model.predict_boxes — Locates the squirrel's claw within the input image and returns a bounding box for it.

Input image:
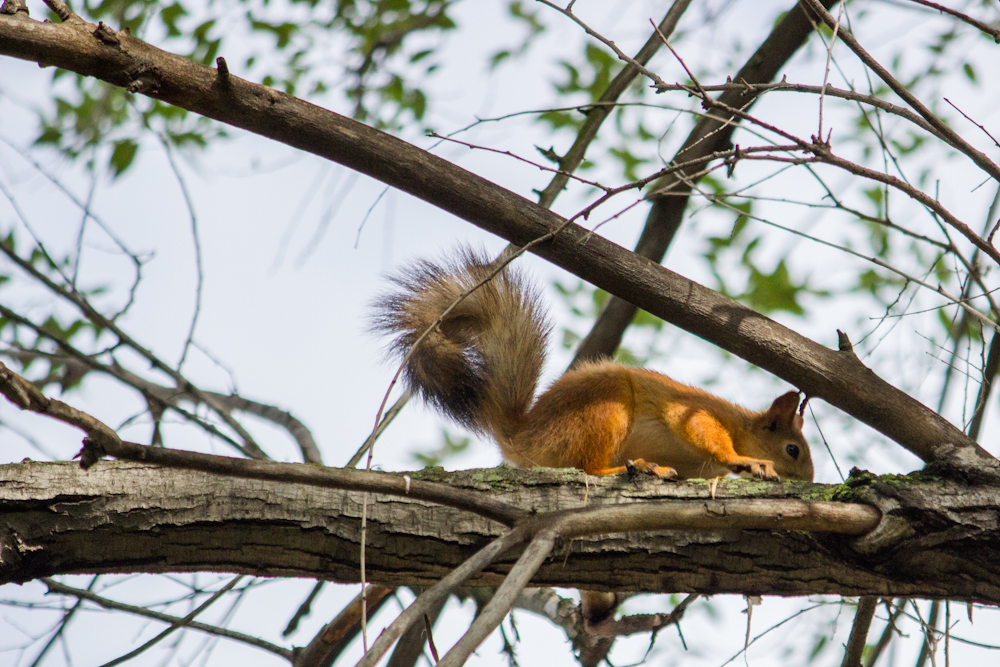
[626,458,678,479]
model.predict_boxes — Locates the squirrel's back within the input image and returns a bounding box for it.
[372,248,550,442]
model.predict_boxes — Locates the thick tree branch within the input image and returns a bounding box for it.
[3,460,1000,603]
[0,11,990,468]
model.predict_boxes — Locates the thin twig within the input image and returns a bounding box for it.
[536,0,693,209]
[0,240,268,458]
[41,578,292,660]
[654,80,940,137]
[156,134,204,370]
[536,1,668,89]
[802,0,1000,185]
[904,0,1000,42]
[944,97,1000,150]
[98,576,244,667]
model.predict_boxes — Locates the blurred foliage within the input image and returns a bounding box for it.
[412,428,470,467]
[32,0,460,175]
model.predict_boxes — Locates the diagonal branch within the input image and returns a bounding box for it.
[535,0,692,209]
[436,530,556,667]
[905,0,1000,42]
[571,0,840,365]
[0,10,990,467]
[841,596,878,667]
[357,528,531,667]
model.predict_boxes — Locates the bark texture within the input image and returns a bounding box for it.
[2,461,1000,602]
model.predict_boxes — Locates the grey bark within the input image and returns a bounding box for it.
[2,461,1000,603]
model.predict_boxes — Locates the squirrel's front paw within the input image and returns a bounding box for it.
[626,458,678,479]
[731,459,780,481]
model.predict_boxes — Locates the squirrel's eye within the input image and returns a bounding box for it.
[785,444,800,460]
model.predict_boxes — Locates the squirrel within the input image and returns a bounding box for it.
[372,248,814,621]
[373,248,814,483]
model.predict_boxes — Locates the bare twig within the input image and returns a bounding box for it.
[0,240,268,459]
[536,1,668,89]
[0,311,255,458]
[29,576,99,667]
[41,578,292,660]
[536,0,693,208]
[905,0,1000,42]
[801,0,1000,185]
[346,388,413,468]
[945,97,1000,150]
[654,80,939,136]
[865,600,906,667]
[99,576,244,667]
[283,581,325,636]
[155,133,204,370]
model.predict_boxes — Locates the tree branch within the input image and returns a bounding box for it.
[571,0,840,365]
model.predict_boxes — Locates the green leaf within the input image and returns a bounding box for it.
[159,2,187,37]
[412,429,471,467]
[109,139,138,178]
[490,50,512,69]
[742,260,808,315]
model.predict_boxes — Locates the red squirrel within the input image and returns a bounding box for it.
[373,248,814,483]
[373,249,814,622]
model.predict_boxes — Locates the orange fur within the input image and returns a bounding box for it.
[375,251,814,482]
[374,250,815,621]
[502,360,812,482]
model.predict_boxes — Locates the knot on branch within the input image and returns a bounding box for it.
[126,66,159,95]
[93,21,120,46]
[0,0,29,17]
[76,436,108,469]
[836,467,1000,603]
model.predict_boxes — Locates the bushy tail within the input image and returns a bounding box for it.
[372,248,550,441]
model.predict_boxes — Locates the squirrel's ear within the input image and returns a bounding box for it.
[766,391,801,428]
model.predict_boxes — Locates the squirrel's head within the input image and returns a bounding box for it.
[758,391,814,482]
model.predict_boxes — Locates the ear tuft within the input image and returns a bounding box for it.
[766,391,801,427]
